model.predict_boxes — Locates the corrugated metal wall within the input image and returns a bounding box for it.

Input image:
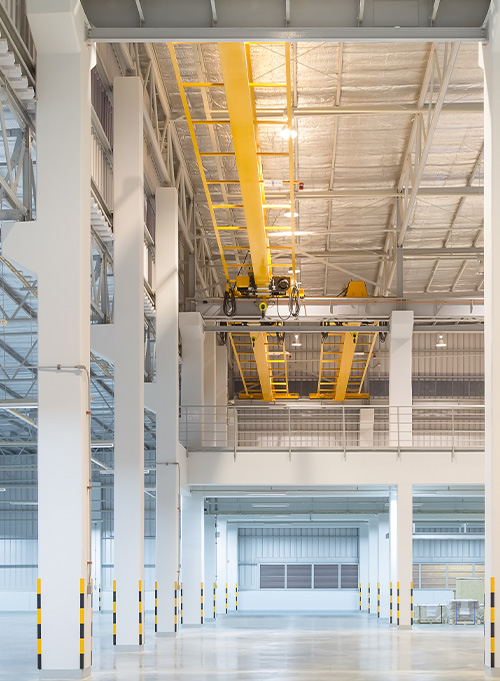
[238,527,359,590]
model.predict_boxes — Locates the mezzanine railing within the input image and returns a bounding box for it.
[179,404,484,454]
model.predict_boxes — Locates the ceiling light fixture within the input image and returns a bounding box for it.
[291,334,302,347]
[288,268,300,275]
[251,503,290,508]
[436,334,447,348]
[284,210,299,218]
[279,126,297,140]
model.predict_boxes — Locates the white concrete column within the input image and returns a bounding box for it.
[216,518,228,614]
[113,76,145,649]
[389,311,414,447]
[396,482,413,628]
[358,522,369,610]
[368,517,379,615]
[483,7,500,672]
[203,333,216,445]
[378,514,390,618]
[92,523,102,613]
[204,515,217,620]
[150,187,181,636]
[359,408,374,449]
[389,490,398,624]
[179,312,204,448]
[227,524,238,611]
[216,344,229,446]
[3,1,92,675]
[181,493,205,625]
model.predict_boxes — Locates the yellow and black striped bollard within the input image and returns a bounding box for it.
[180,582,183,625]
[225,583,228,614]
[201,582,204,624]
[174,581,178,632]
[235,583,238,611]
[368,582,371,613]
[213,582,216,619]
[138,581,143,645]
[377,582,380,618]
[411,581,414,625]
[79,578,85,670]
[155,581,158,633]
[491,577,496,669]
[397,582,400,625]
[113,580,117,645]
[359,583,361,611]
[36,578,42,670]
[390,582,393,624]
[99,583,101,612]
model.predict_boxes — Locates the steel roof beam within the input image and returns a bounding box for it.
[82,0,490,41]
[206,324,484,333]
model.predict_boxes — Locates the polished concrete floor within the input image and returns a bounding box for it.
[0,610,487,680]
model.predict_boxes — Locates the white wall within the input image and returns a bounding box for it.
[238,590,358,611]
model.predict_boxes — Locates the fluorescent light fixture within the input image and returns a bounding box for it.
[284,210,299,218]
[279,126,297,140]
[0,488,5,492]
[90,442,114,449]
[436,334,447,348]
[251,503,290,508]
[288,268,300,275]
[99,470,114,475]
[10,501,37,506]
[291,334,302,347]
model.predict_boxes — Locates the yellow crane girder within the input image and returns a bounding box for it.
[218,43,270,291]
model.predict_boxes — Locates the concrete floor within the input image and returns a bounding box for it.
[0,611,488,680]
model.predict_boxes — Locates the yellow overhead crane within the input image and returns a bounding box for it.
[169,42,299,401]
[310,282,378,401]
[229,326,297,401]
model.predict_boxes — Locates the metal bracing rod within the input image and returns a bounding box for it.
[324,42,343,295]
[397,43,460,248]
[450,260,468,292]
[296,247,379,287]
[431,0,441,23]
[375,43,460,296]
[425,260,440,293]
[443,145,484,249]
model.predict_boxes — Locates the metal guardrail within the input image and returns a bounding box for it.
[179,405,485,454]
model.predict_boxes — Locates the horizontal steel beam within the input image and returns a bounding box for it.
[302,247,483,260]
[86,1,489,42]
[198,296,484,322]
[278,186,484,200]
[206,324,484,333]
[88,27,486,42]
[205,103,484,117]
